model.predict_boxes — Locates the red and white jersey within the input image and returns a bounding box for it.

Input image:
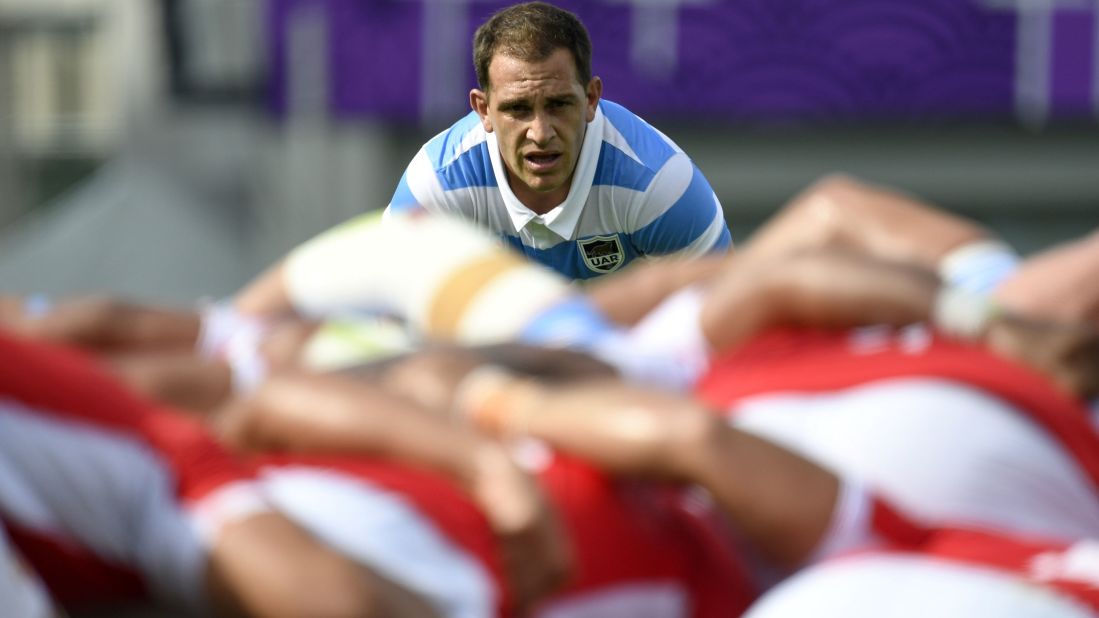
[695,325,1099,541]
[0,331,264,612]
[749,525,1099,618]
[257,451,755,618]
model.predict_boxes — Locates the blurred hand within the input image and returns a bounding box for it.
[380,347,485,414]
[469,445,572,614]
[214,395,268,452]
[983,311,1099,401]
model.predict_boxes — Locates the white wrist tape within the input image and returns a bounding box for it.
[938,240,1020,294]
[197,302,271,392]
[933,285,999,340]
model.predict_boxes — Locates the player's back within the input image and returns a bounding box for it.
[698,326,1099,541]
[257,451,754,618]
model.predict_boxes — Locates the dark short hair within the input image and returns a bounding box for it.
[472,2,593,92]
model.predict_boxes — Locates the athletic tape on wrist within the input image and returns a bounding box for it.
[933,285,999,340]
[197,301,271,392]
[938,240,1020,294]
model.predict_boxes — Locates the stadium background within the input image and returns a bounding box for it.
[0,0,1096,303]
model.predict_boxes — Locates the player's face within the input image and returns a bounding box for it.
[470,48,602,214]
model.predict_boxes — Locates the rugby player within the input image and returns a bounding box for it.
[387,1,731,279]
[430,230,1099,545]
[0,330,437,617]
[452,367,1099,617]
[218,371,754,617]
[231,1,729,308]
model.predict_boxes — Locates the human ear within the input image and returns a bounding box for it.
[470,89,493,133]
[585,77,603,122]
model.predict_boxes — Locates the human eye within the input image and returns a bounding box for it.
[545,97,577,113]
[499,101,532,117]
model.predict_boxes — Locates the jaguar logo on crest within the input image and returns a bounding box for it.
[578,235,625,274]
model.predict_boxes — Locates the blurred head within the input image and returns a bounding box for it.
[470,3,602,213]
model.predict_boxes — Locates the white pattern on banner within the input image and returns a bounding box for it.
[604,0,716,80]
[979,0,1098,127]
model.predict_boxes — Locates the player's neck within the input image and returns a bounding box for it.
[511,177,572,215]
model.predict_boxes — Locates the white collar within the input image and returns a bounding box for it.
[487,104,604,239]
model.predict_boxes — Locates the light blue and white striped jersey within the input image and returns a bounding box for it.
[386,99,731,280]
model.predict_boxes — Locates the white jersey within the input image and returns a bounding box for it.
[734,377,1099,540]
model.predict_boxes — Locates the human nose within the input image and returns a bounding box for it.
[527,111,555,146]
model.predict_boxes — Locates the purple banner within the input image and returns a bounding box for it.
[268,0,1099,125]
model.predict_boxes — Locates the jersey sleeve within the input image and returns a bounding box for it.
[627,156,732,258]
[385,164,429,216]
[385,144,452,217]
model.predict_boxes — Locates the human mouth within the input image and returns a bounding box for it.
[524,152,562,171]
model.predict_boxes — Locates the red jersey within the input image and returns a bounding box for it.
[257,451,755,618]
[0,331,260,611]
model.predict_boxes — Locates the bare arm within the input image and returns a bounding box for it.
[696,243,1099,399]
[220,372,492,482]
[700,248,940,352]
[375,343,616,412]
[460,372,838,570]
[218,372,571,608]
[233,262,296,318]
[745,174,994,268]
[106,351,233,414]
[585,255,728,326]
[1,296,201,353]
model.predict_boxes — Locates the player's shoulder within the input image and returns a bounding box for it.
[597,99,685,173]
[0,331,148,431]
[420,111,490,171]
